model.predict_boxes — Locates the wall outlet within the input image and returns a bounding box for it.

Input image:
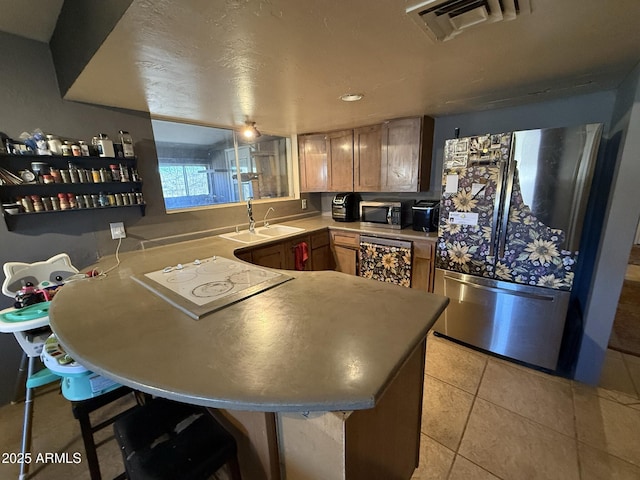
[301,199,308,210]
[110,222,126,239]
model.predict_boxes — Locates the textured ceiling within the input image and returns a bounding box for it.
[3,1,640,136]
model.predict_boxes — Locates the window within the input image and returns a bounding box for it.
[152,119,293,212]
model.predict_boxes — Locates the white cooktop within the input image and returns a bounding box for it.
[132,256,292,320]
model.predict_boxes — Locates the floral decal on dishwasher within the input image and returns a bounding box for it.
[359,242,412,288]
[437,134,576,291]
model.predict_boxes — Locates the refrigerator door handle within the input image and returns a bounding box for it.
[498,159,517,258]
[443,270,556,302]
[489,160,506,257]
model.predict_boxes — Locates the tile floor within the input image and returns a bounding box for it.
[2,332,640,479]
[412,333,640,480]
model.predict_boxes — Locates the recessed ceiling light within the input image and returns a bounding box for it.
[340,93,364,102]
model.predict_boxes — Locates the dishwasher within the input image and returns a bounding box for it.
[359,236,413,288]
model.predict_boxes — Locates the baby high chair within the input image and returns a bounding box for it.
[0,254,143,480]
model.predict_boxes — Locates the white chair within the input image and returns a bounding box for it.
[1,253,78,480]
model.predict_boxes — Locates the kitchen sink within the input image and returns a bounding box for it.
[218,231,270,244]
[219,225,305,244]
[256,225,305,237]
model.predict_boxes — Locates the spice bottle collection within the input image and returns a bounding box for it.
[1,130,144,215]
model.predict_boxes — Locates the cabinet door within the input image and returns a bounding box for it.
[354,124,382,192]
[310,230,334,271]
[327,130,354,192]
[333,245,358,276]
[381,116,434,192]
[284,235,313,271]
[298,134,327,192]
[411,239,435,293]
[251,243,287,269]
[235,250,252,263]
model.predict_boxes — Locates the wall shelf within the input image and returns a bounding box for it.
[0,153,144,231]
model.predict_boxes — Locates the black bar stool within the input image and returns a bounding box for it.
[71,386,150,480]
[113,397,241,480]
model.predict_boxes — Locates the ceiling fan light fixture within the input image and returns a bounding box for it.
[241,121,261,139]
[340,93,364,102]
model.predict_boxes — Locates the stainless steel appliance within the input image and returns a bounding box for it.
[412,200,439,232]
[360,199,414,230]
[434,124,603,370]
[332,193,360,222]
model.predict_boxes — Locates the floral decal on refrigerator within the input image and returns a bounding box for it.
[436,133,577,291]
[496,168,577,290]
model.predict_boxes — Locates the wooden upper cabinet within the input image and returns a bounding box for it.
[354,124,382,192]
[298,134,328,192]
[381,116,434,192]
[326,129,354,192]
[299,115,434,193]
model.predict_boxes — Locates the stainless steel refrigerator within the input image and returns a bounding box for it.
[434,124,602,370]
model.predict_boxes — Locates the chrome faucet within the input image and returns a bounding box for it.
[263,207,275,228]
[247,198,255,233]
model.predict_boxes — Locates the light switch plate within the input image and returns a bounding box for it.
[110,222,126,239]
[301,199,308,210]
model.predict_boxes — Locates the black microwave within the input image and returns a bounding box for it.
[359,200,414,230]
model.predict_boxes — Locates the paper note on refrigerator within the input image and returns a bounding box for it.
[448,212,479,226]
[445,174,459,193]
[471,183,486,197]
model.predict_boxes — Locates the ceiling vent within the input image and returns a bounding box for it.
[406,0,531,42]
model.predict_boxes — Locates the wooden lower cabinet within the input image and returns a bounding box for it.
[239,231,333,272]
[310,230,334,271]
[284,235,313,271]
[411,239,435,293]
[236,228,434,292]
[251,243,288,269]
[330,230,360,276]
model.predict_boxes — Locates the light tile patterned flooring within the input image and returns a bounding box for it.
[412,333,640,480]
[2,332,640,479]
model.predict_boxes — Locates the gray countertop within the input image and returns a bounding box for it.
[49,216,447,412]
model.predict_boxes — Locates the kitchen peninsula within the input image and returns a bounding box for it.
[48,218,448,480]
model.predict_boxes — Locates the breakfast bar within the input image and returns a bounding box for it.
[48,223,448,479]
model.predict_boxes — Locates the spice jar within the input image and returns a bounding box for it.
[79,140,90,156]
[42,196,53,211]
[119,130,135,158]
[119,164,130,182]
[67,193,77,209]
[31,195,44,212]
[58,193,70,210]
[46,135,62,155]
[91,169,101,183]
[50,168,61,183]
[71,143,81,157]
[98,192,109,207]
[50,196,60,211]
[21,196,34,213]
[109,164,120,182]
[61,142,72,156]
[60,170,71,184]
[96,134,115,158]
